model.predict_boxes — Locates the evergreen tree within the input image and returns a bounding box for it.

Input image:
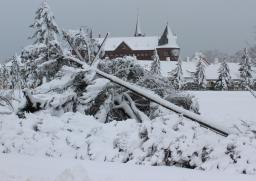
[191,52,208,65]
[21,1,63,87]
[0,65,9,89]
[23,61,42,89]
[194,57,207,89]
[216,60,231,90]
[169,58,183,90]
[30,0,60,46]
[0,66,4,89]
[150,49,161,75]
[239,48,253,88]
[9,55,23,91]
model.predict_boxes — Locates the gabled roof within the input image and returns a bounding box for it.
[97,36,179,51]
[158,23,178,48]
[115,41,133,51]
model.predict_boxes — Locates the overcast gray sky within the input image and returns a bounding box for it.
[0,0,256,61]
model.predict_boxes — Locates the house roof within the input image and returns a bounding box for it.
[97,35,179,52]
[158,23,177,47]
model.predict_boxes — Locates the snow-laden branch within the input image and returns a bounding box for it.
[64,55,229,136]
[96,69,229,136]
[0,96,14,115]
[64,33,229,137]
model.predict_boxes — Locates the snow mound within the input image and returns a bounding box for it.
[1,111,256,174]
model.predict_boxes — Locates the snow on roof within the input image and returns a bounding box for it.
[97,36,179,51]
[137,60,252,80]
[97,36,158,51]
[157,23,179,49]
[157,41,179,49]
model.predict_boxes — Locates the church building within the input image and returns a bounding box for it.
[97,15,180,61]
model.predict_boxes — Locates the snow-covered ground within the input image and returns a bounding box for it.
[0,154,255,181]
[190,91,256,131]
[1,91,256,180]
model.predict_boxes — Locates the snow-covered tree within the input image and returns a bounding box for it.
[0,65,9,89]
[169,58,183,90]
[203,49,228,64]
[9,55,23,90]
[239,48,253,88]
[30,1,59,46]
[191,52,208,65]
[230,46,256,64]
[150,49,161,75]
[22,60,43,89]
[21,1,63,87]
[193,57,207,89]
[215,60,231,90]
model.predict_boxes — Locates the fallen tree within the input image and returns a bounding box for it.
[63,31,229,137]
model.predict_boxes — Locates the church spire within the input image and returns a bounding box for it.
[134,13,143,37]
[158,22,176,46]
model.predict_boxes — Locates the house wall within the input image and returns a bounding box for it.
[104,48,180,61]
[157,48,180,61]
[105,50,153,60]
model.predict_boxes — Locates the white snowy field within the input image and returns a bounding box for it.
[0,154,255,181]
[1,91,256,180]
[190,91,256,130]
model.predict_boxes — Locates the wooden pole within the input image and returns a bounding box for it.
[91,32,109,66]
[63,32,229,137]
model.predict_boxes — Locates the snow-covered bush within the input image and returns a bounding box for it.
[165,94,199,114]
[90,57,148,122]
[1,111,256,174]
[98,56,144,82]
[183,82,203,91]
[137,73,174,97]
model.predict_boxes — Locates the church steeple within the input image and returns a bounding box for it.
[158,22,176,46]
[134,13,143,37]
